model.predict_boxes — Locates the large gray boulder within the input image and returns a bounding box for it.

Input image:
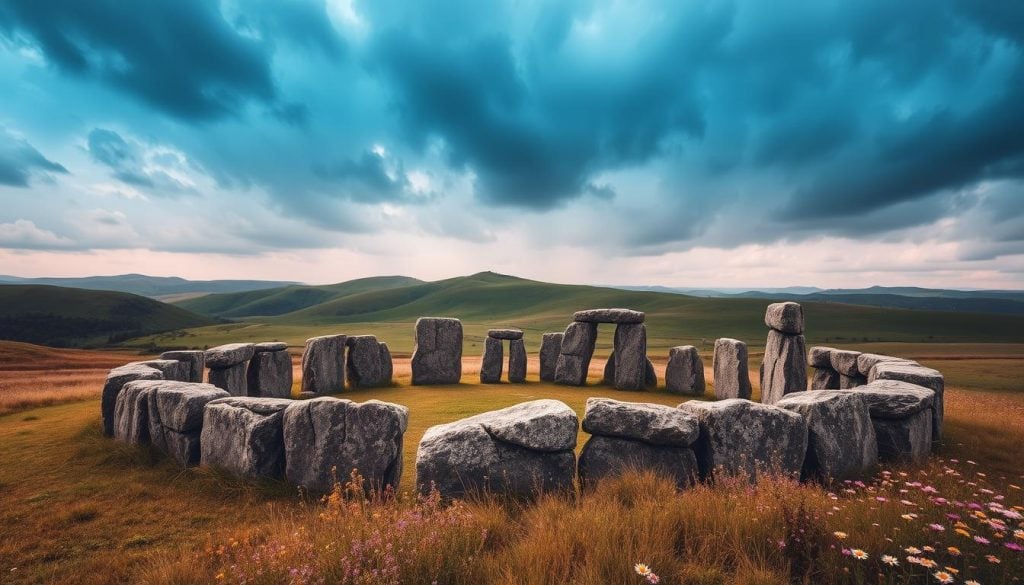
[573,308,645,324]
[829,350,861,377]
[246,348,292,398]
[159,350,206,383]
[776,391,878,481]
[712,338,751,400]
[201,397,292,479]
[101,363,163,437]
[666,345,705,395]
[378,342,394,385]
[764,302,804,334]
[679,399,808,482]
[204,343,255,368]
[411,318,463,385]
[480,336,503,383]
[113,380,156,445]
[602,352,656,389]
[845,380,935,462]
[582,397,699,447]
[346,335,389,388]
[488,328,523,340]
[760,330,808,404]
[301,334,347,394]
[808,346,835,368]
[811,367,840,390]
[612,323,647,391]
[539,332,563,382]
[554,321,597,386]
[854,379,935,419]
[857,353,914,376]
[416,399,577,498]
[578,436,699,490]
[869,362,944,441]
[146,381,228,466]
[283,397,409,494]
[508,339,527,383]
[136,359,190,383]
[208,363,248,396]
[839,374,867,389]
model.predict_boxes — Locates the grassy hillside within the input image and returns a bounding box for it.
[0,285,216,347]
[0,274,296,298]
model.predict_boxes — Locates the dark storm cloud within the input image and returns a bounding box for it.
[86,128,194,193]
[0,128,67,187]
[312,150,413,204]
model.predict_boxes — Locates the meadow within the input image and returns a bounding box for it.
[1,338,1022,584]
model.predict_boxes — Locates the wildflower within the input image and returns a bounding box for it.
[881,555,899,566]
[850,549,869,560]
[933,571,954,584]
[906,546,922,554]
[918,558,938,569]
[907,556,922,565]
[928,524,946,532]
[1014,529,1024,540]
[947,546,961,556]
[902,513,918,521]
[965,581,981,585]
[833,531,848,540]
[634,564,652,577]
[923,545,936,553]
[984,554,1000,564]
[955,528,971,537]
[1005,542,1023,552]
[646,575,660,585]
[974,536,991,545]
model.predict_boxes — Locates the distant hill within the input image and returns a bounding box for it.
[0,274,297,299]
[0,285,217,347]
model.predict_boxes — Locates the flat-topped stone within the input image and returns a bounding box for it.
[205,343,255,368]
[159,350,206,383]
[829,349,861,376]
[145,381,229,466]
[808,346,835,368]
[134,359,191,382]
[488,328,524,340]
[764,302,804,334]
[253,341,289,352]
[470,399,578,452]
[868,362,944,441]
[857,353,914,376]
[573,308,645,324]
[849,380,934,418]
[201,397,293,479]
[776,391,878,481]
[582,397,699,447]
[101,363,163,436]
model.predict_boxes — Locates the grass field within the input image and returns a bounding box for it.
[1,339,1023,583]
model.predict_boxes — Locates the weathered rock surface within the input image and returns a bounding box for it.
[838,374,867,389]
[159,350,206,383]
[146,381,228,466]
[208,362,248,396]
[679,399,808,482]
[829,349,862,377]
[665,345,705,395]
[283,397,409,493]
[508,339,527,383]
[302,334,347,394]
[764,302,804,334]
[101,363,163,436]
[612,323,647,391]
[346,335,389,388]
[411,318,463,385]
[808,346,835,368]
[539,332,563,382]
[573,308,645,324]
[578,436,699,490]
[201,397,292,479]
[760,330,808,404]
[246,349,292,398]
[712,338,751,400]
[416,399,577,498]
[645,358,657,389]
[869,362,944,441]
[480,336,503,383]
[776,391,878,481]
[488,328,523,340]
[554,321,597,386]
[873,410,932,463]
[253,342,289,352]
[113,380,156,444]
[582,397,699,447]
[853,380,935,419]
[205,343,255,368]
[811,367,840,390]
[857,353,914,376]
[378,342,393,385]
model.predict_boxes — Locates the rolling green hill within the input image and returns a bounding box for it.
[0,285,217,347]
[0,274,296,298]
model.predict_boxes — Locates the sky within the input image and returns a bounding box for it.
[0,0,1023,289]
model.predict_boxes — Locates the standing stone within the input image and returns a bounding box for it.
[846,380,935,462]
[666,345,705,395]
[539,333,563,382]
[776,391,878,481]
[760,330,808,404]
[645,358,657,389]
[301,334,347,394]
[508,338,527,383]
[764,302,804,334]
[811,367,840,390]
[283,397,409,494]
[201,397,292,479]
[378,342,394,385]
[101,363,162,436]
[712,338,751,400]
[868,362,944,442]
[206,343,256,396]
[411,317,463,385]
[808,347,835,368]
[208,364,248,396]
[146,381,229,466]
[554,321,597,386]
[159,350,206,383]
[246,345,292,398]
[829,350,861,377]
[612,323,647,391]
[135,359,191,382]
[346,335,388,388]
[480,336,504,383]
[113,380,156,445]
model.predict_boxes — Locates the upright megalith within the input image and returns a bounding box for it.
[760,303,807,404]
[416,399,578,499]
[246,342,292,398]
[712,338,751,400]
[205,343,256,396]
[578,397,700,489]
[480,337,504,383]
[776,391,878,481]
[555,308,649,390]
[603,351,656,389]
[612,323,648,390]
[302,334,347,394]
[508,339,527,383]
[159,350,206,383]
[679,399,808,483]
[411,318,463,385]
[346,335,391,388]
[666,345,705,395]
[480,328,526,383]
[201,397,292,479]
[146,381,229,466]
[113,380,157,445]
[101,363,163,436]
[283,397,409,494]
[844,380,935,462]
[539,333,563,382]
[379,342,394,385]
[554,321,597,386]
[868,362,944,442]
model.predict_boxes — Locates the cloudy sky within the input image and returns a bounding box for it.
[1,0,1023,288]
